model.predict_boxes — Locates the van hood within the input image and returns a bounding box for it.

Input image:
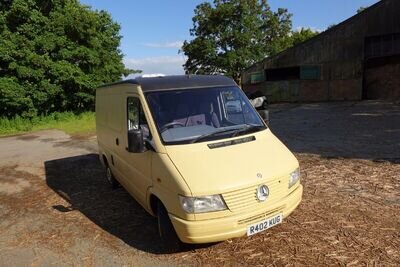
[165,129,298,196]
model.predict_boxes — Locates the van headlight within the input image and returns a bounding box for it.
[289,168,300,188]
[179,195,227,213]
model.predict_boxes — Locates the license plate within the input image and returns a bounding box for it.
[247,213,283,236]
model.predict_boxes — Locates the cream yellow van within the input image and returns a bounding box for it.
[96,75,302,247]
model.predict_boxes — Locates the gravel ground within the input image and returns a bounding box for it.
[0,101,399,266]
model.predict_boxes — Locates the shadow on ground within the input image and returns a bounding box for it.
[270,101,400,163]
[44,154,210,254]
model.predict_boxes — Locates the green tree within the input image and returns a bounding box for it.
[181,0,292,84]
[287,27,319,47]
[0,0,139,118]
[357,6,367,13]
[327,24,336,30]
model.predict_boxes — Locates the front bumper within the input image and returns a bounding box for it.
[170,184,303,244]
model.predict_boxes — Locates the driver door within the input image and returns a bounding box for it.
[119,95,152,207]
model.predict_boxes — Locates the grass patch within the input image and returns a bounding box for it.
[0,112,96,136]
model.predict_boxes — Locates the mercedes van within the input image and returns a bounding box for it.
[96,75,302,246]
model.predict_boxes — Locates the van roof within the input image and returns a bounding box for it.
[97,75,237,92]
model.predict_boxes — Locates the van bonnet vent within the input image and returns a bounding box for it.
[207,136,256,149]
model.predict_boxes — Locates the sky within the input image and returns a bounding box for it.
[80,0,378,76]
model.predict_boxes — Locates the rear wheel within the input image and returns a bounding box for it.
[105,166,119,189]
[157,202,182,250]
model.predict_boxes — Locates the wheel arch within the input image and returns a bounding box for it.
[146,188,169,217]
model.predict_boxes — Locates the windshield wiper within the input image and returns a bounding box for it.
[231,124,265,137]
[191,125,264,144]
[190,127,243,143]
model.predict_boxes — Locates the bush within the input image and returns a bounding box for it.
[0,111,96,136]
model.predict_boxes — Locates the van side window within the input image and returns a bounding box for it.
[127,97,151,140]
[127,97,139,130]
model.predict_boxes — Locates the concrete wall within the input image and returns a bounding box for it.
[243,0,400,102]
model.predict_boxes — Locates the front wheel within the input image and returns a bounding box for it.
[157,202,182,250]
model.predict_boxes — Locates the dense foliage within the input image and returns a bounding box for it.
[181,0,318,83]
[0,0,136,118]
[288,27,319,47]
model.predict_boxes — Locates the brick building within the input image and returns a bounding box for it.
[242,0,400,102]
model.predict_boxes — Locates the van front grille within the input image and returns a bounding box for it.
[222,178,288,213]
[238,206,284,225]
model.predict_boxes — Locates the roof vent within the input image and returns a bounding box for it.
[139,74,166,78]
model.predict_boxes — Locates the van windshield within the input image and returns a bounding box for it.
[145,86,266,144]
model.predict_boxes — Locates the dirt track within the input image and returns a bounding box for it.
[0,101,399,266]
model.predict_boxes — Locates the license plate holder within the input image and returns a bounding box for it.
[247,213,283,236]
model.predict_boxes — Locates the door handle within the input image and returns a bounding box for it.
[116,138,119,146]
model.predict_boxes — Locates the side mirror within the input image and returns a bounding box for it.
[127,129,146,153]
[258,110,270,126]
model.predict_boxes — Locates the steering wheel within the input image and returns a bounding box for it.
[160,121,185,132]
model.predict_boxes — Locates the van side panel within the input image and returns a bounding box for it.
[97,84,162,211]
[96,87,124,182]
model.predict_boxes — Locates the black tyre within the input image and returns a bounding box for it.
[157,202,182,250]
[105,166,119,189]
